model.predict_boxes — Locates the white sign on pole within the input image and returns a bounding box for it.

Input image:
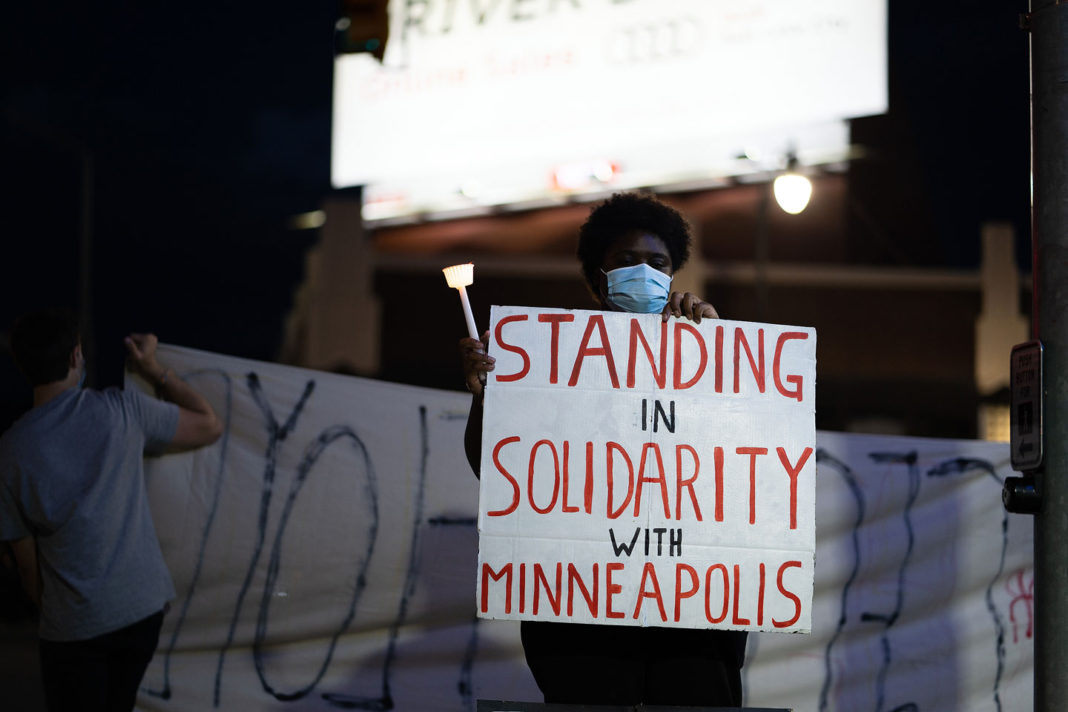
[476,306,817,633]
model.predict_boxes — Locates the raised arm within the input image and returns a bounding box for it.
[124,333,223,450]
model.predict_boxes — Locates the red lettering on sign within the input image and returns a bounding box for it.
[773,331,808,401]
[533,562,562,616]
[568,315,620,388]
[673,322,707,389]
[757,562,766,627]
[731,564,751,625]
[481,562,513,613]
[773,560,803,628]
[606,441,634,519]
[777,446,812,529]
[674,563,700,622]
[537,313,575,384]
[519,563,526,613]
[734,327,766,394]
[633,443,670,518]
[675,444,702,521]
[714,324,724,393]
[487,437,808,523]
[494,314,530,382]
[736,447,769,524]
[1006,568,1034,644]
[627,318,668,388]
[488,436,521,516]
[714,446,724,521]
[705,563,729,623]
[633,562,668,622]
[561,441,579,513]
[493,311,809,402]
[528,440,560,514]
[480,557,807,629]
[567,563,599,617]
[584,441,594,514]
[606,562,625,619]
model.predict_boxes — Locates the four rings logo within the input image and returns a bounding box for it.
[607,17,702,64]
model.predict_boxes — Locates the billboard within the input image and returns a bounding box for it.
[332,0,887,222]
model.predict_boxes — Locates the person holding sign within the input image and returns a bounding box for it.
[459,193,748,707]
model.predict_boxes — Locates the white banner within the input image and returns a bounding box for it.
[477,307,817,632]
[136,344,1032,711]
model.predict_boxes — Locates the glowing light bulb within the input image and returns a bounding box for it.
[773,173,813,214]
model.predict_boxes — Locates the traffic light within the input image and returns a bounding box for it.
[338,0,389,61]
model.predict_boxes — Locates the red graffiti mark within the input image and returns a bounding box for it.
[1006,568,1034,644]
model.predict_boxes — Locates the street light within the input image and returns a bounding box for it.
[773,158,813,214]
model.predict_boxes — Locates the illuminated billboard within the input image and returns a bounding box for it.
[332,0,887,223]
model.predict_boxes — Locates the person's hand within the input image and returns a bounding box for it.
[124,333,165,382]
[459,331,494,399]
[662,292,719,323]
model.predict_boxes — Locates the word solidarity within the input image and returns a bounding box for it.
[486,436,812,529]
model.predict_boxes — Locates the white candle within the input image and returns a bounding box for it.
[442,263,479,340]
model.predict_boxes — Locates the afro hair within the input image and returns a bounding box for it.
[576,192,692,298]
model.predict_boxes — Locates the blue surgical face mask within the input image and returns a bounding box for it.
[603,263,672,313]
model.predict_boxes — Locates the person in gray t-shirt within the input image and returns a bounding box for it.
[0,308,222,712]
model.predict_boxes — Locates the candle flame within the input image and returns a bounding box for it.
[443,263,474,288]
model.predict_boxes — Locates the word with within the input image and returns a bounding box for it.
[487,435,812,529]
[609,526,682,557]
[494,312,811,402]
[479,558,804,629]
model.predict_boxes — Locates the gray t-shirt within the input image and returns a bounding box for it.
[0,386,180,641]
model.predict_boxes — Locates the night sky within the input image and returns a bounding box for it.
[1,1,1031,426]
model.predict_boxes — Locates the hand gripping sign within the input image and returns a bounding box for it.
[476,307,816,633]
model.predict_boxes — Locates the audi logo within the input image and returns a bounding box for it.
[607,17,703,64]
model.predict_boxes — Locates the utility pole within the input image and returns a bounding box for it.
[1029,2,1068,709]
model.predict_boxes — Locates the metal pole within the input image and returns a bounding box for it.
[1030,2,1068,709]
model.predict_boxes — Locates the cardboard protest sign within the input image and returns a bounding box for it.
[477,306,817,633]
